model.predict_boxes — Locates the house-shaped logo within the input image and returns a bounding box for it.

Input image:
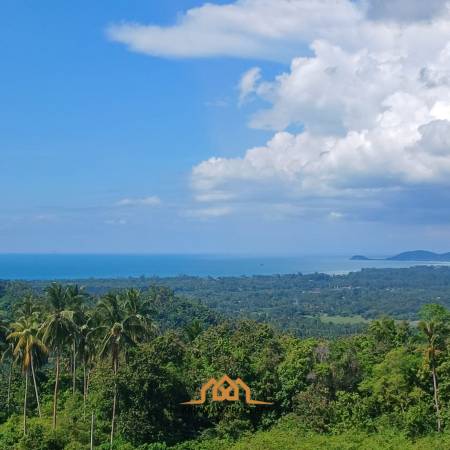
[182,374,273,405]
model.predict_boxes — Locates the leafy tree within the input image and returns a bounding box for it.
[359,346,431,436]
[276,336,316,411]
[115,333,192,445]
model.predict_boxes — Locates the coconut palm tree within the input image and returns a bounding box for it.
[418,304,450,433]
[78,320,97,417]
[96,290,154,449]
[419,319,443,432]
[13,293,42,322]
[7,317,48,434]
[65,285,89,395]
[122,289,157,342]
[96,293,133,449]
[40,283,77,430]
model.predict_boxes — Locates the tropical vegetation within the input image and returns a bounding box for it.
[1,278,450,448]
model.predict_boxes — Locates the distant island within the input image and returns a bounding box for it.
[350,255,371,260]
[351,250,450,261]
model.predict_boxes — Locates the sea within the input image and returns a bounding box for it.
[0,253,450,280]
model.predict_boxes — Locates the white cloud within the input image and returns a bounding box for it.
[108,0,450,223]
[185,206,233,219]
[193,111,450,207]
[238,67,261,104]
[107,1,450,62]
[190,5,450,222]
[194,191,235,202]
[106,0,362,62]
[116,196,161,207]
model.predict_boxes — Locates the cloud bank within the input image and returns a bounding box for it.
[109,0,450,223]
[107,0,450,61]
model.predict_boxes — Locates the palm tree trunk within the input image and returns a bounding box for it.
[23,368,28,436]
[90,411,95,450]
[7,360,13,414]
[72,341,76,395]
[110,358,118,450]
[30,353,41,417]
[432,367,441,432]
[53,351,60,430]
[83,362,87,419]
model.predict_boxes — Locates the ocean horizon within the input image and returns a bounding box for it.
[0,253,449,280]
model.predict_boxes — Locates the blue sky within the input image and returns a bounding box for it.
[2,0,450,254]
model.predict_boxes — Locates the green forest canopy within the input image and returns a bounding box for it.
[1,268,450,448]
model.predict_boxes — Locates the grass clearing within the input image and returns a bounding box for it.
[319,314,370,325]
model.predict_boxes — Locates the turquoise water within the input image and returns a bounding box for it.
[0,254,449,280]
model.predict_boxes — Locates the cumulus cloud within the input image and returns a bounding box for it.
[116,196,161,207]
[189,1,450,223]
[108,0,450,223]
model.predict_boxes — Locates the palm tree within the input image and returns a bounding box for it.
[13,294,42,322]
[7,317,48,434]
[96,290,154,449]
[96,293,133,450]
[78,320,97,417]
[66,285,89,395]
[419,320,443,432]
[40,283,77,430]
[418,304,450,433]
[368,317,398,353]
[122,289,157,342]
